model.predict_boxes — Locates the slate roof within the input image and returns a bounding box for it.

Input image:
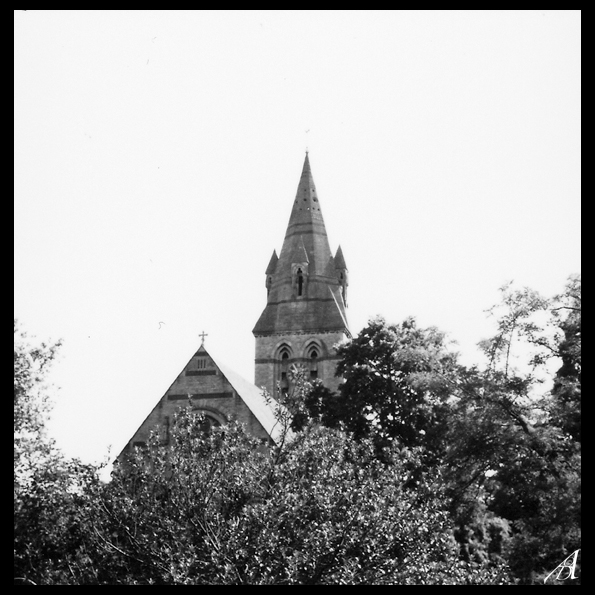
[206,347,287,444]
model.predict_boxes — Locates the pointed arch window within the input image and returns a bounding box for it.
[281,349,290,381]
[291,262,308,298]
[305,343,321,381]
[277,345,292,394]
[309,349,318,380]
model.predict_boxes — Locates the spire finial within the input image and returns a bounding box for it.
[302,149,311,175]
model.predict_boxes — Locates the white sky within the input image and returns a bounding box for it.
[14,10,581,464]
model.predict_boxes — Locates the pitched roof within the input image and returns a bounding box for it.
[205,347,286,444]
[120,344,288,460]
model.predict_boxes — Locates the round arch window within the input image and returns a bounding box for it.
[191,409,226,434]
[198,414,220,433]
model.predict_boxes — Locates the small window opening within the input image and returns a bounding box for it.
[309,348,319,380]
[280,348,290,392]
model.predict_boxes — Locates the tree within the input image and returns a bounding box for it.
[303,316,458,461]
[16,275,579,584]
[14,319,62,486]
[89,407,510,584]
[549,275,581,442]
[444,279,581,584]
[476,276,581,442]
[14,320,100,585]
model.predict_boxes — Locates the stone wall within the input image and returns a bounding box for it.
[254,330,348,398]
[120,349,271,460]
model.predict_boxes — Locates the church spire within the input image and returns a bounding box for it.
[279,152,333,278]
[253,153,351,397]
[286,154,321,227]
[253,153,349,335]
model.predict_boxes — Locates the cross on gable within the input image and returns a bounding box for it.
[199,330,208,345]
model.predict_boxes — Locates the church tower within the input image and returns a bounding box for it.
[253,153,351,398]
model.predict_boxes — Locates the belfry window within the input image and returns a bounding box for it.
[297,268,304,296]
[308,347,319,380]
[281,349,289,381]
[278,346,291,395]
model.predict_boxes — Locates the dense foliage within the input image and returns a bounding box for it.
[14,276,580,584]
[14,321,100,585]
[85,416,509,585]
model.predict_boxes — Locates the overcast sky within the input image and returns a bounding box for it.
[14,10,581,464]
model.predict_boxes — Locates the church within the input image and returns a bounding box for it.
[119,153,351,455]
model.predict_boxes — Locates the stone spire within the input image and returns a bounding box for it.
[253,153,349,335]
[253,153,351,397]
[265,249,279,275]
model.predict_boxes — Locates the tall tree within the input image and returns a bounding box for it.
[305,316,458,457]
[445,279,581,584]
[14,320,100,585]
[549,275,581,442]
